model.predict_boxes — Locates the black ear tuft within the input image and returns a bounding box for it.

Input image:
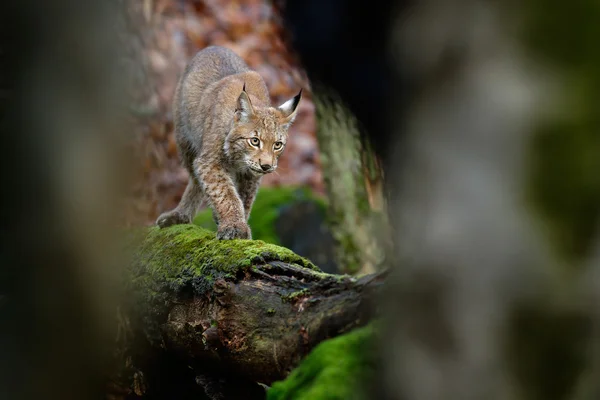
[292,89,303,107]
[288,89,303,111]
[277,89,303,123]
[291,89,303,110]
[242,82,246,92]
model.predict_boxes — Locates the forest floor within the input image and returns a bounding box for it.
[125,0,323,226]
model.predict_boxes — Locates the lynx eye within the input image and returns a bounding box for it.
[273,141,283,150]
[249,137,260,147]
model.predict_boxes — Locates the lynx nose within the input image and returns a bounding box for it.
[260,164,272,172]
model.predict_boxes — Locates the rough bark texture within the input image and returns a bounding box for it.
[111,225,384,399]
[313,91,391,275]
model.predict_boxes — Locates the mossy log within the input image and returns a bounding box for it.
[119,225,385,397]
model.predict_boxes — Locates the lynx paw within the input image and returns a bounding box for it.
[156,210,191,228]
[216,222,252,240]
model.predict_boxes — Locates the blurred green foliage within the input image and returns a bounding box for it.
[523,0,600,263]
[193,186,327,245]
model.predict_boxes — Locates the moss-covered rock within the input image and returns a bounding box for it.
[193,186,327,245]
[267,324,377,400]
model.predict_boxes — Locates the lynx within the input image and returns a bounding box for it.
[156,46,302,240]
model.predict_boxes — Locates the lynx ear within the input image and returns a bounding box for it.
[235,85,254,122]
[278,89,302,125]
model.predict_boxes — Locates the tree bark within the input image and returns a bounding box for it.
[110,225,385,399]
[313,90,391,275]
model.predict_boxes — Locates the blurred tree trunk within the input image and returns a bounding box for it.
[313,90,391,275]
[381,1,600,400]
[1,1,134,400]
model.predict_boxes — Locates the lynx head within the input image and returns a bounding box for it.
[225,86,302,175]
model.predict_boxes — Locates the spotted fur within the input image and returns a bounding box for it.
[156,46,302,240]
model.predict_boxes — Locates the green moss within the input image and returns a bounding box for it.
[281,288,310,303]
[522,0,600,263]
[193,186,327,245]
[140,224,317,276]
[128,224,318,342]
[267,324,377,400]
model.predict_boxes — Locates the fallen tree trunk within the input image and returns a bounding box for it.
[114,225,385,398]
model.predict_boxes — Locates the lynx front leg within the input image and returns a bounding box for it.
[238,177,261,221]
[197,162,251,240]
[156,177,203,228]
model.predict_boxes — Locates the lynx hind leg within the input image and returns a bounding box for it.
[156,210,190,228]
[156,177,203,228]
